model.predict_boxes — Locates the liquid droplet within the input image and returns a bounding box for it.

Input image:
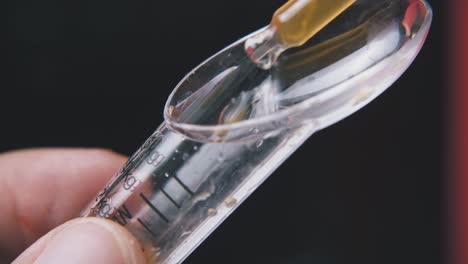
[193,145,199,151]
[168,105,175,116]
[207,208,217,217]
[224,196,237,208]
[164,172,169,178]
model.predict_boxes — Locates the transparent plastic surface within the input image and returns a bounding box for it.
[82,1,432,263]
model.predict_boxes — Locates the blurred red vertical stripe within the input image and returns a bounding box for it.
[454,0,468,263]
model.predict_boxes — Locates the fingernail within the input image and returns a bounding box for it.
[34,218,145,264]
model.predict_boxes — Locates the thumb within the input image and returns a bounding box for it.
[13,217,146,264]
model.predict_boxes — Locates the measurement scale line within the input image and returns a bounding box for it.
[173,176,194,196]
[137,218,157,237]
[160,187,181,208]
[140,193,170,223]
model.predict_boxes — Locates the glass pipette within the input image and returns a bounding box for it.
[245,0,357,69]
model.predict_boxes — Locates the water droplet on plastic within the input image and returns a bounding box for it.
[193,145,199,151]
[175,149,180,153]
[164,172,169,178]
[224,196,237,208]
[207,208,217,217]
[168,105,175,116]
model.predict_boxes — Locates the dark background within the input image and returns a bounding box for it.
[6,0,445,263]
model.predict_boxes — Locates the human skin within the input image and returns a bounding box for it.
[0,148,146,263]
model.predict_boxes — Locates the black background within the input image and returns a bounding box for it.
[6,0,445,263]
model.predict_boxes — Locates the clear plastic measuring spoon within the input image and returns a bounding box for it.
[82,0,432,263]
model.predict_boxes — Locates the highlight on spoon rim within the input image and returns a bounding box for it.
[164,0,432,143]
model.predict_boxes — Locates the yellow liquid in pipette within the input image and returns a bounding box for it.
[272,0,356,47]
[245,0,356,69]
